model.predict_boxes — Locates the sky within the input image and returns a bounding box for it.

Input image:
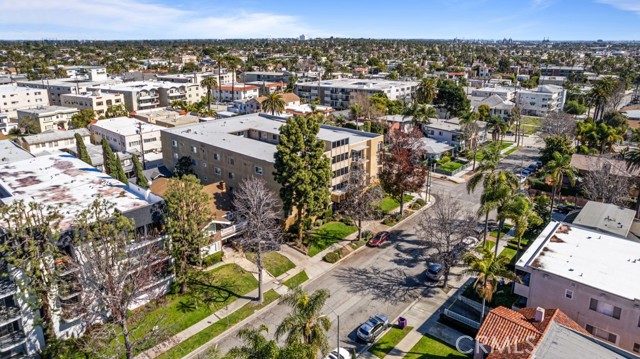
[1,0,640,41]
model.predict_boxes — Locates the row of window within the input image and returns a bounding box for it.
[331,138,350,149]
[173,153,263,176]
[333,166,349,178]
[331,152,349,164]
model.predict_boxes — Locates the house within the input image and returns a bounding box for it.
[17,105,79,132]
[160,114,384,203]
[420,137,453,161]
[540,65,584,77]
[213,83,260,102]
[470,94,515,119]
[245,81,286,96]
[0,84,49,118]
[132,108,200,128]
[478,66,494,78]
[539,76,567,86]
[471,87,516,101]
[60,90,125,117]
[474,306,639,358]
[423,118,487,152]
[284,103,334,117]
[383,114,414,135]
[570,201,637,239]
[0,113,17,135]
[515,222,640,353]
[15,128,90,155]
[62,142,134,176]
[241,71,292,84]
[246,93,301,114]
[570,154,640,178]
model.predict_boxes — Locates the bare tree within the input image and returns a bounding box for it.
[541,111,576,139]
[233,177,282,303]
[349,91,384,122]
[417,193,476,288]
[581,158,633,205]
[341,159,384,240]
[608,80,627,111]
[72,199,170,359]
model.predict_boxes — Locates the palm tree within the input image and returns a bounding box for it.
[263,93,286,115]
[404,103,437,128]
[416,78,437,104]
[214,53,226,101]
[481,170,519,256]
[460,111,480,170]
[200,76,218,112]
[276,287,332,359]
[464,247,515,321]
[227,325,280,359]
[170,99,188,112]
[467,143,502,244]
[225,55,242,102]
[542,151,577,215]
[501,194,542,260]
[486,115,509,143]
[596,122,623,154]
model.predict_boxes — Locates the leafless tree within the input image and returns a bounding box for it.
[541,111,576,139]
[349,91,385,122]
[341,159,384,240]
[581,158,633,206]
[608,80,627,111]
[417,193,476,288]
[71,199,171,359]
[233,177,283,303]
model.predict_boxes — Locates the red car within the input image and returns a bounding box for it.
[368,231,391,247]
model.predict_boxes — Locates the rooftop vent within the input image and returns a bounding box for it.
[534,307,545,322]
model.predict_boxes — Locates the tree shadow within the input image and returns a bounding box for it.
[186,276,252,308]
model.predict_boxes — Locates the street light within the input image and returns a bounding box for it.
[326,306,342,357]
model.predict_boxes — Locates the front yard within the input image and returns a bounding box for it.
[307,221,358,257]
[404,335,469,359]
[438,161,464,172]
[368,326,413,358]
[245,251,295,277]
[376,194,415,213]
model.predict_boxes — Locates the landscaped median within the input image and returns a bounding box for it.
[283,270,309,289]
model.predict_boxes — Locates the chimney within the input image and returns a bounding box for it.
[534,307,545,322]
[219,181,226,191]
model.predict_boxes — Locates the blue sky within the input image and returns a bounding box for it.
[1,0,640,40]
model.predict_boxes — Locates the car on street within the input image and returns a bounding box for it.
[357,314,389,342]
[527,164,537,172]
[536,160,543,168]
[450,236,479,258]
[521,168,532,176]
[515,173,527,184]
[425,262,443,281]
[367,231,391,247]
[324,348,352,359]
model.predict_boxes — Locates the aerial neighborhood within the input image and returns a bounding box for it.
[1,3,640,358]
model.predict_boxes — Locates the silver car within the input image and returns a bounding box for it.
[357,314,389,342]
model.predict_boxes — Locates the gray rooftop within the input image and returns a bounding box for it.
[17,106,78,116]
[420,137,453,154]
[298,78,418,90]
[19,128,89,145]
[573,201,636,238]
[0,140,34,164]
[383,115,413,123]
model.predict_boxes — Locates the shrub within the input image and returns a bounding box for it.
[415,198,426,206]
[323,250,342,263]
[439,156,451,164]
[201,252,223,267]
[361,230,374,240]
[350,239,367,250]
[410,202,422,210]
[323,209,333,219]
[302,218,313,231]
[314,219,324,227]
[340,216,354,226]
[382,216,397,226]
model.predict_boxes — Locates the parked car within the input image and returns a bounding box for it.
[367,231,391,247]
[324,348,352,359]
[536,160,543,168]
[521,169,532,176]
[357,314,389,342]
[515,173,527,184]
[450,236,479,259]
[425,262,443,281]
[527,164,537,172]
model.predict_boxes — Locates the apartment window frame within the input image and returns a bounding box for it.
[585,324,618,344]
[634,343,640,354]
[228,172,235,179]
[255,166,263,175]
[214,167,221,176]
[589,298,622,319]
[565,289,573,299]
[228,157,235,165]
[191,146,198,154]
[213,153,220,161]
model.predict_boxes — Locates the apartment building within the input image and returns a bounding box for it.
[90,81,201,111]
[0,84,48,118]
[0,153,166,348]
[515,221,640,354]
[246,93,301,114]
[213,84,260,102]
[17,77,122,106]
[132,108,200,128]
[89,117,163,167]
[63,66,108,81]
[423,118,488,151]
[516,85,567,116]
[245,81,286,96]
[0,139,34,164]
[0,114,17,135]
[469,94,515,119]
[540,65,584,77]
[15,128,90,155]
[62,142,134,176]
[470,87,516,101]
[157,71,233,87]
[160,114,383,201]
[295,79,418,109]
[60,90,125,117]
[17,105,78,132]
[242,71,291,83]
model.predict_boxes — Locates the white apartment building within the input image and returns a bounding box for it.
[515,221,640,354]
[470,86,516,101]
[516,84,567,116]
[90,81,201,112]
[213,83,260,102]
[0,113,17,135]
[0,84,48,118]
[15,128,90,155]
[17,77,122,106]
[17,105,79,132]
[89,117,163,160]
[63,66,108,81]
[60,90,125,117]
[295,79,418,109]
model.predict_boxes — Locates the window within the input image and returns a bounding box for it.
[589,298,621,319]
[565,289,573,299]
[202,162,207,168]
[585,324,618,344]
[229,172,235,179]
[228,157,235,165]
[172,140,177,147]
[272,134,278,140]
[192,159,198,167]
[255,166,263,175]
[173,153,179,159]
[191,146,197,153]
[634,343,640,354]
[214,167,221,176]
[213,153,220,160]
[144,137,156,143]
[129,140,141,147]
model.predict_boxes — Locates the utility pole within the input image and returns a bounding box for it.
[136,121,146,170]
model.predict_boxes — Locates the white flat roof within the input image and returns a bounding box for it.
[20,128,89,144]
[298,78,418,90]
[0,152,161,230]
[0,84,44,94]
[517,222,640,301]
[91,117,164,136]
[17,106,78,116]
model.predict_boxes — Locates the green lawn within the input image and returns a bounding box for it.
[503,146,519,156]
[125,264,258,354]
[245,251,295,278]
[157,290,280,359]
[499,141,514,151]
[307,222,358,257]
[438,161,464,172]
[489,223,513,238]
[376,194,415,213]
[369,326,413,358]
[519,116,542,135]
[404,335,469,359]
[482,240,496,251]
[283,270,309,288]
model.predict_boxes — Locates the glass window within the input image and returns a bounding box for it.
[214,167,221,175]
[255,166,263,175]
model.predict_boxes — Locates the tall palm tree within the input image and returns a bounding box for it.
[263,93,286,115]
[404,103,437,128]
[542,151,577,214]
[464,247,515,321]
[276,287,332,359]
[200,76,218,112]
[460,111,480,170]
[501,194,542,260]
[214,53,226,101]
[416,78,437,104]
[486,115,509,143]
[596,122,623,154]
[467,143,502,244]
[225,55,242,102]
[481,170,519,256]
[227,325,280,359]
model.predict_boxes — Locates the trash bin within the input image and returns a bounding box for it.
[398,316,407,329]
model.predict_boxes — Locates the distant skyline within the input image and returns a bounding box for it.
[1,0,640,41]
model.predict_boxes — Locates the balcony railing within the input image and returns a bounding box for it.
[220,222,246,240]
[0,279,16,301]
[58,281,82,300]
[0,331,26,353]
[0,306,21,327]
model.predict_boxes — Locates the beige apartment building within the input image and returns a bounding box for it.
[60,90,125,117]
[160,114,383,202]
[0,84,48,118]
[89,81,201,112]
[515,221,640,354]
[17,105,78,132]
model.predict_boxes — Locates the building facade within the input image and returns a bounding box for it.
[15,128,90,155]
[295,79,417,109]
[516,85,567,116]
[60,90,125,117]
[17,106,79,132]
[89,117,164,156]
[0,85,48,119]
[213,84,260,102]
[90,81,201,112]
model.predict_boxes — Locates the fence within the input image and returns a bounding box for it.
[433,160,472,176]
[443,308,481,330]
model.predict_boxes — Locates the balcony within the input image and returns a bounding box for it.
[54,257,79,277]
[0,331,26,353]
[0,306,21,327]
[60,301,84,323]
[58,280,82,301]
[0,280,17,300]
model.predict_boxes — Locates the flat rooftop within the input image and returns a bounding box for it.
[163,114,380,163]
[19,128,89,144]
[517,222,640,301]
[299,78,418,90]
[0,152,161,230]
[573,201,636,238]
[91,117,164,136]
[0,84,45,94]
[0,139,34,164]
[17,105,78,115]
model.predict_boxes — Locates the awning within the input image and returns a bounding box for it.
[351,145,369,151]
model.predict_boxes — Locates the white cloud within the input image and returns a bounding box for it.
[596,0,640,14]
[530,0,554,9]
[0,0,319,39]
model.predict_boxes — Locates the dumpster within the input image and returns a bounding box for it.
[398,316,407,329]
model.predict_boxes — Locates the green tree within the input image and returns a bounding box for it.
[486,115,509,143]
[464,247,515,320]
[501,194,542,259]
[564,100,587,115]
[276,287,332,359]
[18,116,40,134]
[164,174,212,294]
[71,109,96,129]
[200,76,218,112]
[113,154,129,185]
[263,93,286,115]
[75,132,92,165]
[174,156,194,177]
[104,104,129,119]
[415,78,437,104]
[225,54,243,101]
[460,111,480,170]
[433,80,470,118]
[101,137,117,175]
[542,151,577,214]
[132,155,148,189]
[227,325,281,359]
[480,170,519,255]
[404,103,437,127]
[274,116,332,243]
[477,104,491,121]
[539,135,574,164]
